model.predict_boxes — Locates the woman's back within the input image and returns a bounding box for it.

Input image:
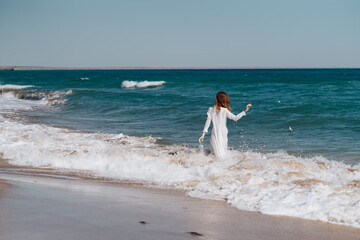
[208,106,228,131]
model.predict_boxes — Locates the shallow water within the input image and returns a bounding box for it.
[1,69,359,162]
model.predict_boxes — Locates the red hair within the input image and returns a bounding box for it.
[216,91,231,112]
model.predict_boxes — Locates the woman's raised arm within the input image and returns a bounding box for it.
[226,104,252,121]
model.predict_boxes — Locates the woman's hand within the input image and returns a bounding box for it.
[198,132,205,143]
[245,104,252,112]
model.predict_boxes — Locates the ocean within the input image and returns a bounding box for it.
[0,69,359,227]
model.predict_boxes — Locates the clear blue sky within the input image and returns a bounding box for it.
[0,0,359,68]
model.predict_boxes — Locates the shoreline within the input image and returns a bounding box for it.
[1,170,360,240]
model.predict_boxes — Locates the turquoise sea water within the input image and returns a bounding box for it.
[0,69,359,163]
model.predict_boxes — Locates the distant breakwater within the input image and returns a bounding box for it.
[0,66,15,71]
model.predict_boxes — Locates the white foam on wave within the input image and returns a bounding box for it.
[0,84,73,111]
[0,94,40,113]
[121,80,166,88]
[0,117,359,228]
[0,84,43,113]
[0,84,34,90]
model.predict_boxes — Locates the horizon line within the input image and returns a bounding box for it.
[1,66,360,71]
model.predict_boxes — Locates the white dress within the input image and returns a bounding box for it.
[203,106,246,158]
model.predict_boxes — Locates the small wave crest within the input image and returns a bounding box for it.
[121,80,166,88]
[0,84,35,90]
[0,117,359,228]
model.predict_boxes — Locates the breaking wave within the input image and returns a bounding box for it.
[0,116,359,228]
[0,84,73,108]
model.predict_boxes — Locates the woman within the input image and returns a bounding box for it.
[199,91,252,158]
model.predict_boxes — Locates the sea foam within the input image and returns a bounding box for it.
[0,84,72,109]
[121,80,166,88]
[0,116,359,228]
[0,84,34,90]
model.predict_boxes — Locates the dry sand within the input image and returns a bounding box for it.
[0,171,360,240]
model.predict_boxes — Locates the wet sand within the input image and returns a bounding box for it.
[0,178,10,196]
[1,172,360,240]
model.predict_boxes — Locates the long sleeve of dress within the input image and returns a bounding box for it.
[203,108,212,133]
[226,109,246,121]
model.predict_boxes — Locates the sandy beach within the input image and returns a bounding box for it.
[1,0,360,238]
[1,170,359,240]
